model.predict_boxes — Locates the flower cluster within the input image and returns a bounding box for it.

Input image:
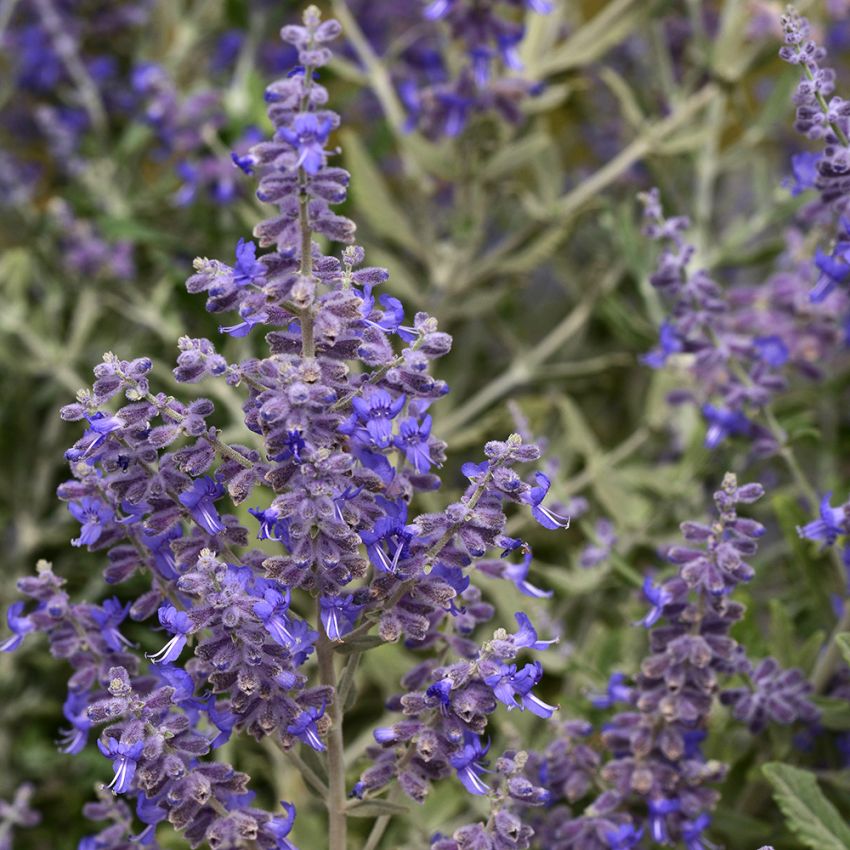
[779,9,850,302]
[400,0,551,137]
[641,189,846,451]
[357,610,558,802]
[0,0,152,185]
[780,9,850,213]
[529,474,817,850]
[131,62,262,206]
[430,750,550,850]
[0,7,568,847]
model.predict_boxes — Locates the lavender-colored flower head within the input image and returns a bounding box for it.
[0,7,569,849]
[530,474,817,849]
[397,0,551,138]
[639,189,848,453]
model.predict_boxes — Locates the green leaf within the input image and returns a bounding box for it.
[762,762,850,850]
[836,633,850,668]
[346,799,409,818]
[810,696,850,732]
[334,634,385,654]
[341,129,421,257]
[535,0,645,76]
[480,133,551,182]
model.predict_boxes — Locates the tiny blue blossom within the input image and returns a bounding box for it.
[797,492,849,545]
[521,472,570,529]
[69,497,114,547]
[320,594,362,641]
[449,734,491,796]
[178,476,225,535]
[147,604,192,664]
[0,602,34,653]
[97,737,144,794]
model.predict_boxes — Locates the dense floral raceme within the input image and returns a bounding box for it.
[0,6,568,849]
[641,187,849,453]
[525,475,817,850]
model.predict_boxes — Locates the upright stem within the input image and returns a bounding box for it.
[316,616,348,850]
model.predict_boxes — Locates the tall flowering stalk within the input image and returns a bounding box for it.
[639,188,849,454]
[0,7,567,850]
[529,475,816,850]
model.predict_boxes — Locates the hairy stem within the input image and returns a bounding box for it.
[317,615,348,850]
[146,392,255,470]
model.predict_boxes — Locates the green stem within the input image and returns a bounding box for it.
[281,746,330,799]
[802,62,850,147]
[440,267,622,436]
[317,612,348,850]
[362,814,392,850]
[812,603,850,692]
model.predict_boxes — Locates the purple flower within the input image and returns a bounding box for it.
[426,677,453,712]
[604,823,643,850]
[270,429,307,464]
[265,802,297,850]
[279,113,334,174]
[232,238,265,287]
[701,404,752,448]
[147,605,193,664]
[484,661,558,718]
[320,594,362,641]
[797,492,848,545]
[753,335,789,367]
[638,576,673,628]
[249,506,291,543]
[90,597,133,652]
[343,389,406,450]
[648,797,680,843]
[394,416,433,473]
[178,476,225,535]
[449,735,491,796]
[207,696,237,749]
[812,244,850,302]
[502,548,551,598]
[521,472,570,529]
[287,705,326,751]
[589,672,634,709]
[253,588,299,648]
[58,692,91,755]
[69,497,114,547]
[231,151,256,174]
[65,412,125,462]
[219,310,268,337]
[97,737,144,794]
[359,498,412,573]
[783,151,820,196]
[360,288,416,341]
[140,525,182,581]
[580,519,618,569]
[0,603,34,653]
[642,320,683,369]
[511,611,557,651]
[682,813,712,850]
